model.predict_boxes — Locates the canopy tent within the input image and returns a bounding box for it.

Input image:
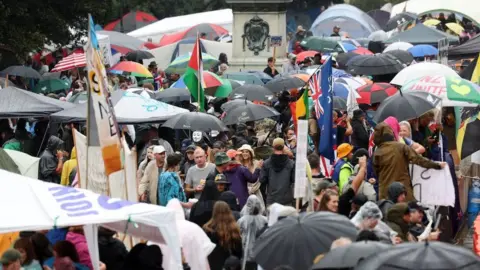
[390,0,480,25]
[128,9,233,41]
[50,91,188,124]
[385,23,459,45]
[0,86,74,118]
[0,169,182,268]
[4,150,39,179]
[310,4,382,38]
[448,34,480,57]
[96,30,145,50]
[103,11,158,33]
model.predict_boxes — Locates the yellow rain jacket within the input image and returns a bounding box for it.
[61,147,77,186]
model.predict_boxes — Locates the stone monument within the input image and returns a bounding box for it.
[226,0,292,72]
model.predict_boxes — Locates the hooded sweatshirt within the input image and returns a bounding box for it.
[260,154,295,206]
[66,231,93,270]
[98,227,128,270]
[377,182,406,221]
[224,163,260,208]
[189,181,220,228]
[61,147,77,186]
[218,191,241,220]
[39,136,64,183]
[386,203,410,242]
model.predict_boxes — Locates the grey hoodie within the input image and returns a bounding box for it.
[377,182,406,221]
[38,136,64,183]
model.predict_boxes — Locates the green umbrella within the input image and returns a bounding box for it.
[68,91,88,104]
[33,79,70,94]
[212,78,233,98]
[300,37,345,53]
[446,76,480,104]
[165,53,219,74]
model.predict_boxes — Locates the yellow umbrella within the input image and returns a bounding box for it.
[423,19,441,27]
[446,22,465,35]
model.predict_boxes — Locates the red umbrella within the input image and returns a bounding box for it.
[51,53,86,72]
[353,47,374,55]
[295,51,319,63]
[143,42,161,49]
[111,45,133,55]
[104,11,157,33]
[159,23,229,46]
[356,83,398,104]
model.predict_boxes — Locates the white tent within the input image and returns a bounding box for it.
[128,9,233,41]
[0,169,182,269]
[4,150,40,179]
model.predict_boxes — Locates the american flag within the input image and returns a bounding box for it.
[308,67,323,119]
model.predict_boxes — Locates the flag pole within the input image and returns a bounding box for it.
[197,33,202,112]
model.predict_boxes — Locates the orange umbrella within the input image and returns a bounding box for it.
[292,73,310,82]
[296,50,319,63]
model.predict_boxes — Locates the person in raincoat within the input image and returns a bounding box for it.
[60,147,77,186]
[350,201,396,244]
[38,136,64,184]
[238,195,268,270]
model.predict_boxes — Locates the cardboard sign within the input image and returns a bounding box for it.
[410,164,455,207]
[270,36,282,47]
[294,120,308,198]
[97,35,114,67]
[437,38,449,66]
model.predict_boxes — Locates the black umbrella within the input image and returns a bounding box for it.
[253,212,358,270]
[367,10,391,29]
[227,79,242,89]
[221,99,254,111]
[312,241,389,269]
[384,50,414,65]
[347,54,405,76]
[125,50,155,62]
[373,91,441,123]
[128,88,156,98]
[162,112,228,131]
[229,85,275,102]
[333,96,347,110]
[336,52,361,69]
[222,102,280,125]
[355,241,480,270]
[265,76,305,92]
[154,88,190,103]
[1,65,42,79]
[385,12,417,32]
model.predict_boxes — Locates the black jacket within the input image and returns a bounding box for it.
[98,227,128,270]
[351,119,369,150]
[205,230,243,270]
[38,136,64,183]
[260,154,295,206]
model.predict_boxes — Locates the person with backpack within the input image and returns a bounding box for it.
[332,143,354,193]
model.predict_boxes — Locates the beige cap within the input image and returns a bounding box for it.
[272,138,285,148]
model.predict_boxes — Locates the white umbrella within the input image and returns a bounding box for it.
[4,150,39,179]
[335,77,366,90]
[390,62,460,86]
[368,30,389,41]
[383,41,414,52]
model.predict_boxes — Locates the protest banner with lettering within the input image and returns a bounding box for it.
[410,164,455,207]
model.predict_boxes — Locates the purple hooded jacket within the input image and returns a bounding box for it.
[224,163,260,207]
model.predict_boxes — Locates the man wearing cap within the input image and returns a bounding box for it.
[260,138,295,206]
[331,25,341,37]
[407,201,440,241]
[139,145,166,204]
[0,249,21,270]
[206,152,232,183]
[185,148,216,199]
[214,174,231,193]
[332,143,355,193]
[180,144,196,175]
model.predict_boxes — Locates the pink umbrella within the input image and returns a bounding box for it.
[51,53,86,72]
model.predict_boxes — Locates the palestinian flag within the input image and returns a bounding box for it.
[184,37,205,112]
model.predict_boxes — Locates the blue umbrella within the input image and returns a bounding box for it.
[407,44,438,57]
[332,68,352,78]
[333,82,350,98]
[342,42,357,52]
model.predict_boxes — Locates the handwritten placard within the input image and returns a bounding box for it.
[294,120,308,198]
[410,164,455,207]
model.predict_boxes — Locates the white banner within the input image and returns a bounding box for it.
[410,164,455,207]
[294,120,308,199]
[97,34,114,67]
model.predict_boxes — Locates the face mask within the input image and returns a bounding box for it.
[192,131,202,143]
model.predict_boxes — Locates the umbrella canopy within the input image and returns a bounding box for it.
[165,53,219,74]
[221,99,254,112]
[408,44,438,58]
[384,50,414,65]
[211,78,233,98]
[312,241,389,269]
[391,62,459,86]
[126,87,156,98]
[458,110,480,160]
[401,75,480,106]
[347,54,405,76]
[222,102,279,125]
[125,50,155,62]
[332,82,351,99]
[154,88,191,103]
[448,34,480,57]
[4,149,39,179]
[357,83,398,104]
[335,52,361,69]
[367,10,391,28]
[96,30,145,50]
[446,22,464,35]
[355,241,480,270]
[0,86,73,118]
[300,37,344,53]
[253,212,357,270]
[352,47,373,55]
[51,53,86,72]
[385,24,459,45]
[228,79,242,90]
[383,41,414,52]
[162,112,228,131]
[68,91,87,104]
[223,71,271,85]
[103,11,157,33]
[385,12,417,31]
[229,85,275,102]
[342,42,357,52]
[159,23,229,46]
[0,77,16,88]
[109,61,153,78]
[333,96,347,110]
[33,79,70,94]
[170,70,223,91]
[1,66,42,79]
[423,19,441,27]
[296,51,320,63]
[368,30,389,41]
[42,72,61,80]
[265,76,305,92]
[336,77,367,91]
[373,91,441,123]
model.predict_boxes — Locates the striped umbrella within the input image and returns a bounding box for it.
[51,53,86,72]
[109,61,153,77]
[165,53,219,74]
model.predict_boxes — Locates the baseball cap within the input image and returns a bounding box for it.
[152,145,166,154]
[408,201,428,212]
[185,145,196,153]
[272,138,285,148]
[351,194,368,206]
[334,25,341,29]
[0,249,21,265]
[214,174,230,185]
[215,152,231,166]
[314,179,337,194]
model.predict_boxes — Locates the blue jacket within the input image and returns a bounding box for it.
[158,172,186,206]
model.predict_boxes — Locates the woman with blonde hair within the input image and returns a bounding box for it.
[203,201,243,270]
[238,144,265,209]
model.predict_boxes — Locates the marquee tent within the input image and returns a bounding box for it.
[385,24,459,45]
[310,4,382,38]
[0,169,182,269]
[449,34,480,57]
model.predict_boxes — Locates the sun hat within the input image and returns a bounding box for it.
[238,144,255,157]
[337,143,353,159]
[214,174,230,185]
[215,152,231,166]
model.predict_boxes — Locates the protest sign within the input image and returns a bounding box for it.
[410,164,455,207]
